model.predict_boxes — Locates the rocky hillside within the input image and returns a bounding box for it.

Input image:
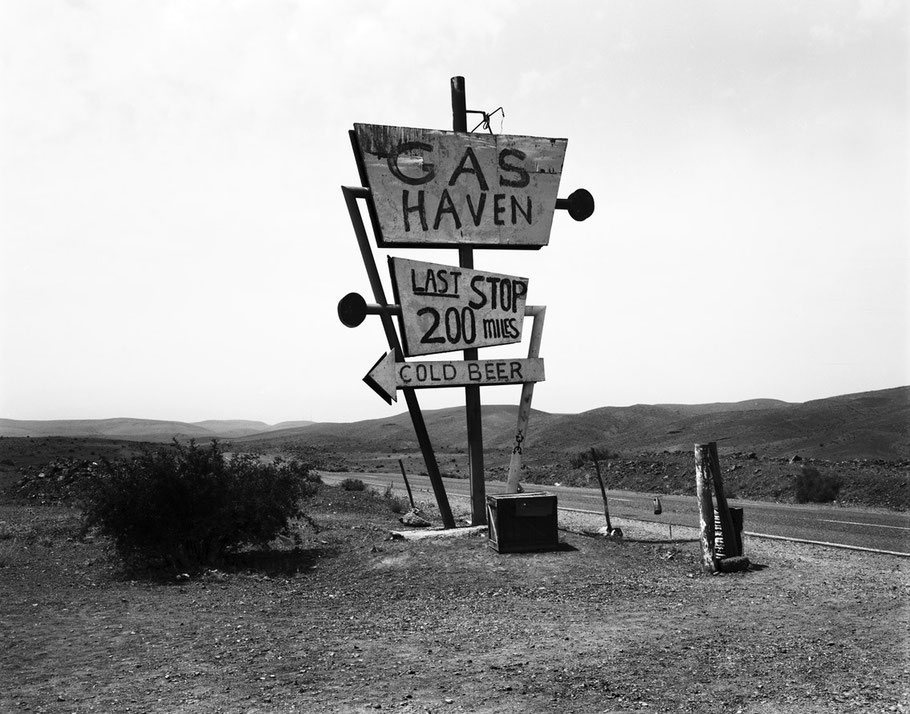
[2,387,907,461]
[237,386,910,462]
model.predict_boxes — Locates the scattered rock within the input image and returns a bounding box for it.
[717,556,751,573]
[399,508,432,528]
[595,526,624,540]
[14,458,101,503]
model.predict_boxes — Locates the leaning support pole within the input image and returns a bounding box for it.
[694,443,717,573]
[506,306,546,493]
[342,184,455,529]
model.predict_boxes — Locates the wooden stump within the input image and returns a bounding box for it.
[694,444,716,573]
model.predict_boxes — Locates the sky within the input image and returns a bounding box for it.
[1,0,907,425]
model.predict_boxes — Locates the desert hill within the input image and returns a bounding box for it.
[234,386,909,462]
[1,387,907,461]
[0,417,313,442]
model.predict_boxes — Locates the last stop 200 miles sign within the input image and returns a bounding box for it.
[388,256,530,357]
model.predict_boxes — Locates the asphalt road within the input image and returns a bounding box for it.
[319,471,910,557]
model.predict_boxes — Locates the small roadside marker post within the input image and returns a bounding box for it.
[591,448,621,538]
[398,459,416,510]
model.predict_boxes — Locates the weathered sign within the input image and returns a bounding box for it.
[389,257,529,357]
[364,350,545,404]
[354,124,566,249]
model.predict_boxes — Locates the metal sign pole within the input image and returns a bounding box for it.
[341,184,456,529]
[451,75,487,526]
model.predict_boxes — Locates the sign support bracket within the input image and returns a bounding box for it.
[341,184,456,530]
[505,305,546,492]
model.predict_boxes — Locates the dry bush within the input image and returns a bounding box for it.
[80,440,319,572]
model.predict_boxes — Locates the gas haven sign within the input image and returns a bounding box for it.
[354,124,566,249]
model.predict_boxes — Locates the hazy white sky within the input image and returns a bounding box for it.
[1,0,907,424]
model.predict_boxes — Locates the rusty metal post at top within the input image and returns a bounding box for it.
[451,75,487,527]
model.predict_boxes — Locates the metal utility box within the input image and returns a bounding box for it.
[486,492,559,553]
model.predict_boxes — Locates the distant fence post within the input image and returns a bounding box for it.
[694,443,717,573]
[590,448,613,532]
[398,458,416,510]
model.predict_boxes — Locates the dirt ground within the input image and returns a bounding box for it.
[2,475,909,713]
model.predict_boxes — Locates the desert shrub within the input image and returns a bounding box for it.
[382,482,409,514]
[569,446,620,469]
[794,465,841,503]
[340,478,366,491]
[80,440,318,571]
[0,541,18,568]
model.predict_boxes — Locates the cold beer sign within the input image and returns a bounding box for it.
[363,350,545,405]
[354,124,567,249]
[389,257,529,357]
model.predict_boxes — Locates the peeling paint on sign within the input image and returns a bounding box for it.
[355,124,566,249]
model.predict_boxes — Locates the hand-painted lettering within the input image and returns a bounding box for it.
[388,141,436,185]
[433,189,461,230]
[498,148,530,188]
[509,361,523,379]
[407,190,534,233]
[391,258,529,356]
[511,195,532,225]
[449,147,489,191]
[465,193,486,227]
[468,275,487,309]
[380,357,542,396]
[482,317,519,340]
[394,146,535,234]
[356,123,567,247]
[402,190,427,232]
[493,193,506,226]
[417,307,445,345]
[411,268,462,297]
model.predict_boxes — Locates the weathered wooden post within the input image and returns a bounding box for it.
[505,305,546,493]
[590,448,622,537]
[398,458,416,510]
[694,443,717,573]
[590,449,612,531]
